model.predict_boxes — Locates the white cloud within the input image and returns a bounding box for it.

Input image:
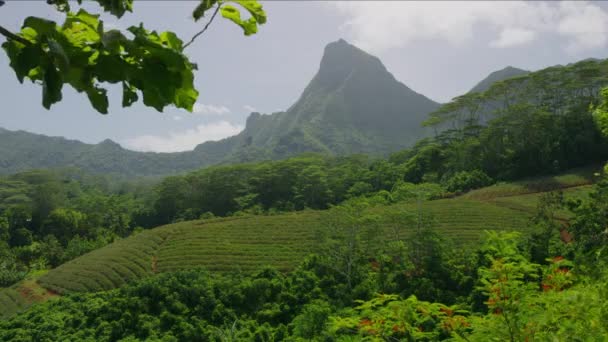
[243,105,257,112]
[172,115,182,121]
[328,1,608,53]
[122,121,243,153]
[490,28,537,48]
[557,1,608,51]
[193,103,231,115]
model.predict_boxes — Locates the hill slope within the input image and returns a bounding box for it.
[0,167,597,318]
[0,128,234,177]
[36,198,531,295]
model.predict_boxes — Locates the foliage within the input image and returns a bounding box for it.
[3,227,608,340]
[0,0,266,113]
[0,168,154,286]
[443,170,494,193]
[567,177,608,266]
[593,87,608,137]
[415,59,608,182]
[329,294,469,340]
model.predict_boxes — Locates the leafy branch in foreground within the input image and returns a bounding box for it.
[0,0,266,113]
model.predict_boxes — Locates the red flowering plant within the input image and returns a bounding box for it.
[541,256,574,292]
[328,293,470,340]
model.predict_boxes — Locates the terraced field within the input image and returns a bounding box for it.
[39,227,174,294]
[463,166,597,201]
[36,198,532,295]
[0,289,26,318]
[490,185,593,220]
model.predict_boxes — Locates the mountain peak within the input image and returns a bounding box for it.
[321,39,375,64]
[97,139,123,150]
[469,66,529,93]
[311,39,386,94]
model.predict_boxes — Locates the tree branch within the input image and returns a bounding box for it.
[0,25,32,46]
[183,4,221,50]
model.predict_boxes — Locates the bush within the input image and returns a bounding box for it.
[391,182,444,202]
[443,170,493,193]
[0,246,27,286]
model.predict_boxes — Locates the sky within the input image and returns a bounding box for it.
[1,1,608,152]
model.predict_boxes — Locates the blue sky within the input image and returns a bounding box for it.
[1,1,608,152]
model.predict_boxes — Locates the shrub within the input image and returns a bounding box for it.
[443,170,493,193]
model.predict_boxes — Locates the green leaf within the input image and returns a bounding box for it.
[72,9,101,31]
[42,65,63,109]
[62,10,102,46]
[95,54,126,83]
[193,0,219,21]
[22,17,57,39]
[231,0,266,24]
[160,32,183,51]
[220,4,258,36]
[101,30,126,53]
[46,0,71,12]
[1,42,42,83]
[174,71,198,111]
[122,82,138,107]
[47,38,70,73]
[93,0,133,18]
[86,86,109,114]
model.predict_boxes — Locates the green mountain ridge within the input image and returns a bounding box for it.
[0,40,596,177]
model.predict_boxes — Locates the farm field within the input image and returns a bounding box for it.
[36,198,532,296]
[490,185,593,220]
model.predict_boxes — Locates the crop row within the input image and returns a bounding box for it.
[38,228,175,293]
[0,289,25,319]
[34,196,535,295]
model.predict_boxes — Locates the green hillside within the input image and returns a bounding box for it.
[1,181,593,319]
[26,183,585,292]
[37,198,531,296]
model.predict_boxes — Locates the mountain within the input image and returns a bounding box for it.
[469,66,529,93]
[0,129,230,177]
[231,39,441,157]
[197,39,441,161]
[0,39,441,176]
